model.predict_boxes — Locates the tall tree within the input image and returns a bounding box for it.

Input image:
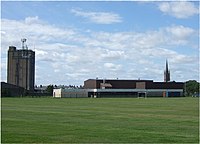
[46,85,54,95]
[184,80,199,96]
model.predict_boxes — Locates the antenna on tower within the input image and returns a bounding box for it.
[21,38,27,50]
[21,38,28,57]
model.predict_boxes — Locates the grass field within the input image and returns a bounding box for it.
[1,97,199,143]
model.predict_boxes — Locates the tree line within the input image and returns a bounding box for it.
[45,84,83,95]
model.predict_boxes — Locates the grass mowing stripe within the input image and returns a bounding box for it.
[2,97,199,143]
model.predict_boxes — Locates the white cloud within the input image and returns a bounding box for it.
[158,2,198,19]
[84,25,197,50]
[164,25,196,45]
[35,49,47,56]
[104,63,122,71]
[101,49,125,60]
[1,18,76,45]
[71,8,122,24]
[1,16,198,85]
[25,16,42,25]
[165,25,195,39]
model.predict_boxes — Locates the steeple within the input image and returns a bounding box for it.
[166,60,168,72]
[164,60,170,82]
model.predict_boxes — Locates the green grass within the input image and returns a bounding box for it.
[1,97,199,143]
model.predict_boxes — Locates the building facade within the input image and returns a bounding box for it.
[84,79,153,89]
[83,79,184,97]
[7,45,35,91]
[53,79,184,98]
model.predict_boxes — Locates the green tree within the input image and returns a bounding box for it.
[184,80,199,96]
[46,85,54,95]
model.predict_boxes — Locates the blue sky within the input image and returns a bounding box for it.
[1,1,199,86]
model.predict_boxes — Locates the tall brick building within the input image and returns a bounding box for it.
[7,39,35,91]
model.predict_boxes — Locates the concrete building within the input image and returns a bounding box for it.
[7,39,35,91]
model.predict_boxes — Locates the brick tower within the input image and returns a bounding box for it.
[7,39,35,91]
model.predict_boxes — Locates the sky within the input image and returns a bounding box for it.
[1,1,199,86]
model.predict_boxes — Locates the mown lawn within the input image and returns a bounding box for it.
[1,97,199,143]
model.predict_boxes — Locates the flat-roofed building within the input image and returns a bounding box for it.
[136,81,184,97]
[84,79,153,89]
[53,79,183,98]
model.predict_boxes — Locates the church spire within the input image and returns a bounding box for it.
[164,60,170,82]
[166,60,168,72]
